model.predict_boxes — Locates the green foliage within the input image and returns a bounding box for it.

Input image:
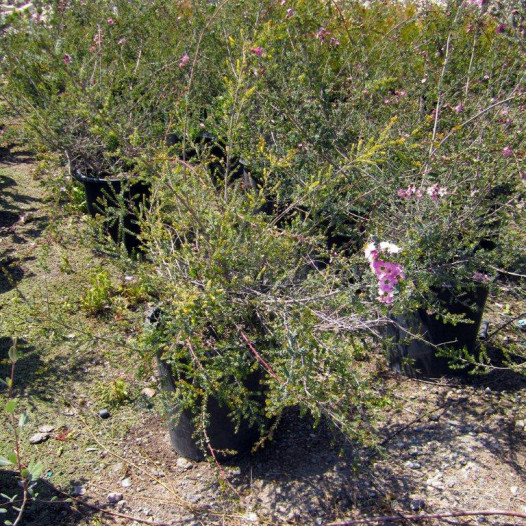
[1,0,524,458]
[94,377,131,407]
[81,268,113,315]
[1,339,43,525]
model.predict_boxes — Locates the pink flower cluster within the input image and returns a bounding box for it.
[315,28,340,47]
[397,183,448,202]
[365,242,405,304]
[179,54,190,68]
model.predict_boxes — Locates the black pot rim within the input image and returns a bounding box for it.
[72,168,129,184]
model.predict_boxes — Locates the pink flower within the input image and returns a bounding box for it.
[454,103,464,113]
[398,184,423,200]
[371,259,391,276]
[285,8,294,18]
[178,54,190,68]
[107,18,115,25]
[496,24,507,34]
[250,46,264,56]
[89,45,96,52]
[502,146,513,158]
[378,292,394,304]
[329,37,340,47]
[375,261,405,281]
[316,28,331,43]
[426,184,448,202]
[365,241,405,304]
[379,276,397,292]
[62,54,72,64]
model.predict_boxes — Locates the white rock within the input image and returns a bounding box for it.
[107,492,123,504]
[176,457,193,470]
[511,486,519,496]
[244,512,258,523]
[121,478,132,488]
[73,485,86,496]
[38,424,55,434]
[29,432,49,444]
[141,387,156,398]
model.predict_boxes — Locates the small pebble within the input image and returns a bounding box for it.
[29,432,50,444]
[405,461,422,470]
[141,387,156,398]
[176,457,193,470]
[73,485,86,496]
[98,409,110,419]
[107,492,123,504]
[121,478,132,488]
[38,424,55,434]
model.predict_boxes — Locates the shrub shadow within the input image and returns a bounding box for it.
[230,368,526,523]
[0,259,25,294]
[0,336,104,404]
[0,469,96,525]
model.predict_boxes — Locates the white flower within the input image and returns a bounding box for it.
[364,242,377,261]
[379,241,400,254]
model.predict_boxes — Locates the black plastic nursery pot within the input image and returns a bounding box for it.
[73,170,150,254]
[387,284,489,378]
[156,353,264,461]
[148,308,265,461]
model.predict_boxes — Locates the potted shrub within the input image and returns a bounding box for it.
[354,0,525,376]
[0,0,229,251]
[136,150,392,459]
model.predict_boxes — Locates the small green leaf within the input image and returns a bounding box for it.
[7,453,17,465]
[18,413,29,428]
[21,468,29,479]
[8,343,18,364]
[0,457,13,467]
[5,400,17,414]
[0,508,8,513]
[5,519,13,525]
[28,461,43,480]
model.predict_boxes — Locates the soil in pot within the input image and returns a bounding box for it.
[386,284,489,378]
